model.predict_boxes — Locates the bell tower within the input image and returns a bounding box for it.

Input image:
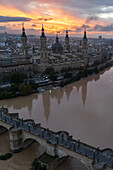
[40,25,48,72]
[64,30,70,52]
[82,28,88,56]
[21,24,28,58]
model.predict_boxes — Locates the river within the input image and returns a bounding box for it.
[0,67,113,169]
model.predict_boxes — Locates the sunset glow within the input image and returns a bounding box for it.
[0,0,113,37]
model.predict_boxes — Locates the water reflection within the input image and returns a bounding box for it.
[0,67,113,149]
[0,67,110,114]
[1,67,113,170]
[42,92,50,122]
[51,87,64,105]
[41,67,111,116]
[0,93,38,112]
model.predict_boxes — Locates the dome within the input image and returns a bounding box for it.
[52,42,63,54]
[52,35,63,54]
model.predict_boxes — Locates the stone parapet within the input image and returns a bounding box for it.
[0,107,113,170]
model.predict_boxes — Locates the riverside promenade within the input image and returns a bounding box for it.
[0,107,113,170]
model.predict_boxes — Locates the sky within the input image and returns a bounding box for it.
[0,0,113,38]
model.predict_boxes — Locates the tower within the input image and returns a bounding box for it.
[56,34,59,43]
[40,25,48,72]
[64,30,70,52]
[82,28,88,56]
[21,24,28,58]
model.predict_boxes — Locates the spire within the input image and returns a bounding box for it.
[21,23,26,37]
[56,34,59,43]
[84,27,87,39]
[41,24,45,37]
[66,30,69,38]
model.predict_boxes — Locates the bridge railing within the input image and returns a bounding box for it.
[0,108,113,169]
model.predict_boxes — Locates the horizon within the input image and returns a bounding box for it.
[1,31,113,40]
[0,0,113,38]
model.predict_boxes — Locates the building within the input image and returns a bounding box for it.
[52,34,63,54]
[0,24,105,78]
[0,61,33,78]
[82,28,88,64]
[40,24,49,72]
[64,30,70,52]
[32,25,84,73]
[0,25,33,78]
[21,25,28,58]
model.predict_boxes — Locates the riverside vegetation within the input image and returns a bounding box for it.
[0,59,113,100]
[0,153,13,160]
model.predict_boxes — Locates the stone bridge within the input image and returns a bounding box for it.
[0,107,113,170]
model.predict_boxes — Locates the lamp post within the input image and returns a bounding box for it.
[78,138,80,147]
[93,150,95,159]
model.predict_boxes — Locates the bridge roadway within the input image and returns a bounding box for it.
[0,108,113,170]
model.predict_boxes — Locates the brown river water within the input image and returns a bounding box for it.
[0,67,113,169]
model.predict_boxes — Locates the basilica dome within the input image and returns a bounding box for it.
[52,35,63,54]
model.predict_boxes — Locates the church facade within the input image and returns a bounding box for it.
[21,25,102,73]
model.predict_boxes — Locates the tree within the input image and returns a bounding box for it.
[94,67,99,73]
[18,83,32,95]
[84,69,88,77]
[93,61,100,66]
[0,75,3,83]
[64,72,72,79]
[11,83,18,93]
[29,80,37,90]
[8,72,27,83]
[49,74,57,81]
[76,71,84,79]
[45,68,54,75]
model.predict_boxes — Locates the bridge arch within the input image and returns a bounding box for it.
[0,120,12,130]
[68,156,89,170]
[23,138,36,143]
[101,148,113,157]
[0,125,8,134]
[23,138,37,150]
[22,131,47,149]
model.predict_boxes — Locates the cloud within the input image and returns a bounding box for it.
[0,16,31,22]
[94,24,113,32]
[71,24,91,32]
[28,28,36,31]
[0,26,6,30]
[57,31,61,33]
[0,0,113,37]
[32,24,37,27]
[87,24,113,33]
[101,25,113,32]
[86,16,99,23]
[37,18,53,21]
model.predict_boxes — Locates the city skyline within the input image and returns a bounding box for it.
[0,0,113,38]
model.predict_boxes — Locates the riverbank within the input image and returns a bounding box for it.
[0,58,113,100]
[1,64,113,169]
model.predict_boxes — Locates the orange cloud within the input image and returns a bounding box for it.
[0,0,113,37]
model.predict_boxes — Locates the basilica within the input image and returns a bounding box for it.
[21,25,92,73]
[0,25,104,79]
